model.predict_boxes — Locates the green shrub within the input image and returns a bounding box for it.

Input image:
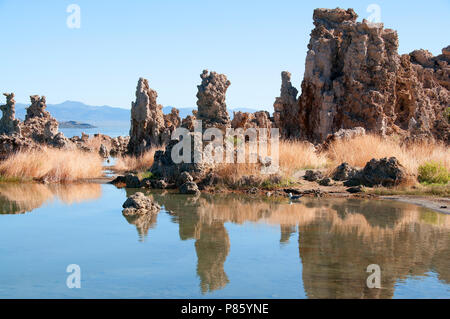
[445,107,450,123]
[138,171,154,180]
[418,161,450,185]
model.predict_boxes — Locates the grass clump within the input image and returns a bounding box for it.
[0,147,103,183]
[418,161,450,185]
[114,148,161,172]
[138,171,154,180]
[326,134,450,177]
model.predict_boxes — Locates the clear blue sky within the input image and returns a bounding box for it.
[1,0,449,110]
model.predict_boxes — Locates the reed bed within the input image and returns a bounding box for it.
[114,148,161,172]
[0,147,103,183]
[326,134,450,176]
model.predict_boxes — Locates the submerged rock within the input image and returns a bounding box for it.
[122,192,160,216]
[179,181,200,195]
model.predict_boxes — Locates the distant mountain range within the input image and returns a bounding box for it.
[15,101,265,126]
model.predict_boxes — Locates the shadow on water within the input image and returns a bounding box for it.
[0,184,449,298]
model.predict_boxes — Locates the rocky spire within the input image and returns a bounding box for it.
[0,93,21,135]
[25,95,51,121]
[196,70,231,130]
[20,95,68,148]
[128,78,180,155]
[273,71,299,138]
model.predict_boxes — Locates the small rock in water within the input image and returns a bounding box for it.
[179,181,200,195]
[122,192,160,216]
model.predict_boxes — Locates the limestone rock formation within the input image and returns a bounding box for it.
[25,95,51,120]
[296,8,449,143]
[319,127,366,151]
[344,157,408,187]
[128,78,181,155]
[181,114,197,131]
[396,48,450,143]
[273,72,299,138]
[151,135,214,184]
[0,93,21,135]
[332,163,359,181]
[196,70,231,130]
[122,192,161,216]
[21,95,69,148]
[231,111,272,131]
[0,134,34,160]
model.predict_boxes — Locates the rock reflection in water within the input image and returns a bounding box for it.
[0,183,102,214]
[126,190,230,294]
[122,194,159,242]
[141,192,450,298]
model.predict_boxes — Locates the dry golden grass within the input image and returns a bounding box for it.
[213,135,448,188]
[0,147,103,183]
[213,140,329,187]
[279,140,328,174]
[326,134,450,176]
[113,148,161,172]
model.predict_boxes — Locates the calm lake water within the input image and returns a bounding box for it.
[60,124,129,138]
[0,183,449,299]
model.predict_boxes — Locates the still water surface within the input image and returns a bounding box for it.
[0,183,449,299]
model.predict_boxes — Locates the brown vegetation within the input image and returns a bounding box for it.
[326,135,450,176]
[113,148,161,172]
[0,147,103,183]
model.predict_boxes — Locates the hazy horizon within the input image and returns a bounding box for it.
[1,0,449,111]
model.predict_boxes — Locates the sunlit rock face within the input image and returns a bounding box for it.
[128,78,181,155]
[21,95,69,148]
[0,94,69,156]
[231,110,272,131]
[0,93,21,135]
[296,8,449,143]
[196,70,231,131]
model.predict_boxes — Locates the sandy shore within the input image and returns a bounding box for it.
[381,196,450,214]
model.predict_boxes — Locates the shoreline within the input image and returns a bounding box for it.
[100,173,450,215]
